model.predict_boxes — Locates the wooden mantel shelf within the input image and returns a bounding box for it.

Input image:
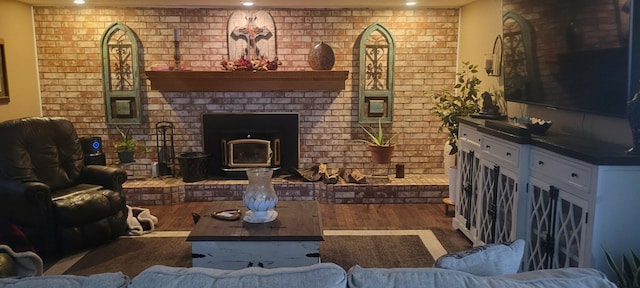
[145,70,349,92]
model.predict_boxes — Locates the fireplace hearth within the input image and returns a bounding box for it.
[202,113,299,178]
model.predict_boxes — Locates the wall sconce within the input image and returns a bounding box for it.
[486,35,502,76]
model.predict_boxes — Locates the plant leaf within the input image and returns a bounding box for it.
[374,119,381,144]
[605,249,627,287]
[623,255,635,286]
[632,251,640,288]
[359,125,380,145]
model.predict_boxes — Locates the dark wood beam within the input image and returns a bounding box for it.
[145,70,349,92]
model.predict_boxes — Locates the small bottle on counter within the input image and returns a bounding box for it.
[151,162,159,178]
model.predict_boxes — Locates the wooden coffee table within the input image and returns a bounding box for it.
[186,200,324,269]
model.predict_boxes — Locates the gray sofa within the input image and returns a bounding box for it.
[0,240,618,287]
[0,263,617,288]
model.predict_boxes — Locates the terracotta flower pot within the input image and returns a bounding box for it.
[367,145,394,164]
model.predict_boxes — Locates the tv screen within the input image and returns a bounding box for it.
[502,0,635,118]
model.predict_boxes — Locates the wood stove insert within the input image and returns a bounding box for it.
[202,113,299,178]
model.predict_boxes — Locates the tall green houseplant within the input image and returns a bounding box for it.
[431,61,482,155]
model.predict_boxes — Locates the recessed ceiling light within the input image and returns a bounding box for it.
[406,1,416,6]
[74,0,85,3]
[242,2,254,6]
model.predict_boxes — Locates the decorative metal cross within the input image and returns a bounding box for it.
[366,44,388,90]
[232,13,271,59]
[109,31,133,91]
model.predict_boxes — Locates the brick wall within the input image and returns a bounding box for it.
[33,7,459,178]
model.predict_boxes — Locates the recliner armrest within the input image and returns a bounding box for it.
[0,180,51,222]
[80,165,128,191]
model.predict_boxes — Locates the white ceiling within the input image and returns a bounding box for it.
[16,0,477,9]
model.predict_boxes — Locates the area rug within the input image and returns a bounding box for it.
[320,235,432,269]
[62,237,191,277]
[45,229,452,277]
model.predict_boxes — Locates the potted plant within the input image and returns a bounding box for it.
[604,249,640,288]
[114,126,146,164]
[431,61,483,202]
[430,61,482,156]
[357,118,399,164]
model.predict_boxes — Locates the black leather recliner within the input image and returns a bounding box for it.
[0,117,128,260]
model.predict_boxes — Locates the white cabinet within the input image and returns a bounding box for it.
[524,148,593,270]
[454,119,640,280]
[523,147,640,277]
[453,123,529,246]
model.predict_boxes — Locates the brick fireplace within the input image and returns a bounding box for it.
[33,6,460,180]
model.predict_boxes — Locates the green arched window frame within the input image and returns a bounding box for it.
[358,23,395,124]
[502,11,542,101]
[100,22,142,124]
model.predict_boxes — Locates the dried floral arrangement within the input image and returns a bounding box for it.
[220,55,281,71]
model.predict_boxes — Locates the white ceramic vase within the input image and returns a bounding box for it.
[243,168,278,221]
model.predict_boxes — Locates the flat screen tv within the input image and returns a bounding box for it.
[502,0,639,118]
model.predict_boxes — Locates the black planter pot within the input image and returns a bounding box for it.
[117,150,135,164]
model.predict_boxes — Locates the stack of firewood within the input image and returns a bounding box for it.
[296,163,367,184]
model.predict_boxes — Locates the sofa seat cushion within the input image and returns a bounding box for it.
[347,266,617,288]
[130,263,347,288]
[0,272,128,288]
[434,239,525,276]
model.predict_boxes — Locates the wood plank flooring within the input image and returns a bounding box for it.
[147,202,473,253]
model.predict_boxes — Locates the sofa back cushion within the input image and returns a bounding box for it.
[347,266,617,288]
[0,272,128,288]
[130,263,347,288]
[0,117,84,190]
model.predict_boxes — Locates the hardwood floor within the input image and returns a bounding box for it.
[147,202,473,253]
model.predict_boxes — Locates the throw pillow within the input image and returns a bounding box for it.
[434,239,525,276]
[0,253,17,278]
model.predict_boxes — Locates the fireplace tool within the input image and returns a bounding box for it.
[155,121,175,177]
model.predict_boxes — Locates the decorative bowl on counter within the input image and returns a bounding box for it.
[514,117,553,135]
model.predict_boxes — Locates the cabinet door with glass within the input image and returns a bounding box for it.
[453,125,482,242]
[476,161,521,246]
[524,177,590,271]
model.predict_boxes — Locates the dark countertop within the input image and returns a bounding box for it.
[458,117,640,166]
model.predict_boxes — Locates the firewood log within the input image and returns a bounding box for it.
[338,168,366,184]
[296,167,321,182]
[349,169,367,184]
